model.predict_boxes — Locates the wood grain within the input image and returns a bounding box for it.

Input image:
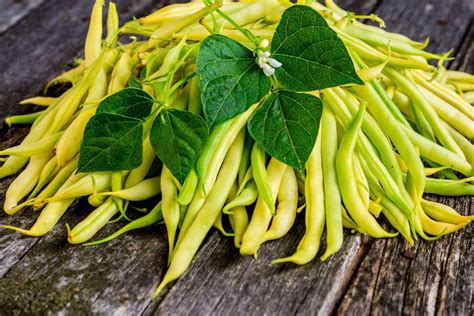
[0,0,45,34]
[0,0,472,315]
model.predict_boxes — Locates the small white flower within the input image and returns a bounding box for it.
[262,64,275,76]
[268,58,282,68]
[256,50,282,77]
[260,39,270,49]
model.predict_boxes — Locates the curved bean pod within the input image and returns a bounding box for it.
[421,199,473,224]
[336,105,396,237]
[84,202,163,246]
[223,180,257,214]
[240,158,287,256]
[4,152,51,214]
[153,129,245,298]
[161,166,181,257]
[177,169,198,206]
[0,132,62,157]
[68,197,118,244]
[273,132,324,264]
[84,0,104,67]
[251,143,275,214]
[262,168,298,242]
[320,105,343,261]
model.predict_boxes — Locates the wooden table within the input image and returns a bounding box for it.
[0,0,472,314]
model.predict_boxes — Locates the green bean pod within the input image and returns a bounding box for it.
[105,2,119,46]
[422,177,474,196]
[161,166,181,257]
[421,199,473,224]
[56,108,96,167]
[273,132,324,265]
[227,183,249,249]
[196,119,233,185]
[418,86,473,139]
[154,129,245,298]
[33,156,79,208]
[201,103,259,193]
[251,143,275,214]
[2,199,74,236]
[84,202,163,246]
[29,155,61,198]
[412,71,473,119]
[125,137,156,188]
[262,168,298,243]
[45,173,111,203]
[240,158,287,256]
[319,105,343,261]
[229,206,249,248]
[384,67,465,159]
[68,197,119,244]
[188,77,202,115]
[108,53,136,94]
[213,211,234,237]
[177,169,198,206]
[84,0,104,67]
[5,111,44,126]
[336,105,396,237]
[400,124,472,176]
[4,152,51,214]
[0,132,62,157]
[18,96,57,107]
[223,180,258,214]
[420,210,470,236]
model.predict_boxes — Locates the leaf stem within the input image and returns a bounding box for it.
[214,8,259,47]
[167,72,197,99]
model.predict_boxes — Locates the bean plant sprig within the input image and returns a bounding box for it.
[0,0,472,300]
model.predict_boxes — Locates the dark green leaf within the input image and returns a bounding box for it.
[96,87,154,120]
[79,113,143,172]
[248,90,322,171]
[272,5,363,91]
[150,109,209,183]
[196,34,271,126]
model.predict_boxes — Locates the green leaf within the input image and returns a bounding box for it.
[96,87,154,120]
[78,113,143,172]
[150,109,209,183]
[272,5,363,92]
[196,34,271,126]
[248,90,323,171]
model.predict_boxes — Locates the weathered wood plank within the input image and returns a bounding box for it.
[0,127,38,278]
[0,207,168,315]
[374,0,473,54]
[333,0,379,15]
[149,224,369,316]
[0,0,45,34]
[338,1,474,314]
